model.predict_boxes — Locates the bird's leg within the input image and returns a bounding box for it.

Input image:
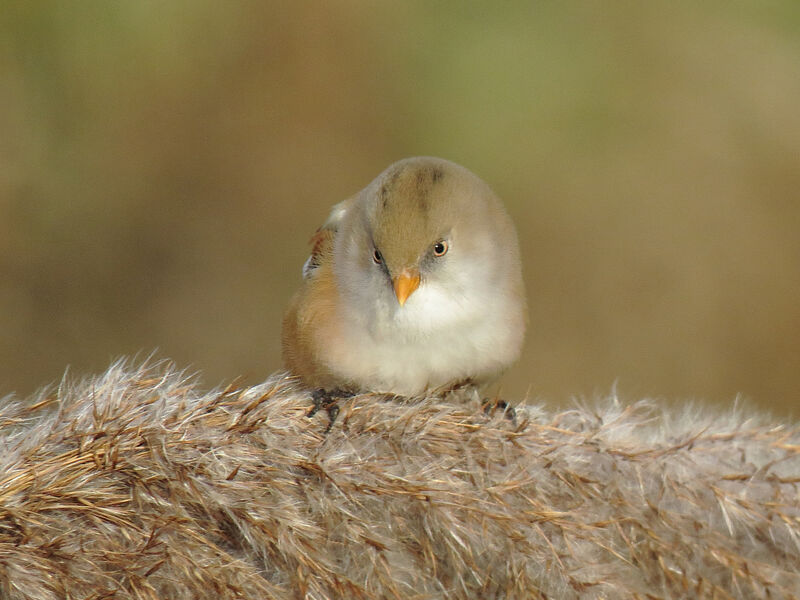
[482,397,516,422]
[439,379,516,422]
[440,378,475,395]
[307,389,329,419]
[308,388,353,432]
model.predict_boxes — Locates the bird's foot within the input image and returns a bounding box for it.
[308,388,352,432]
[438,378,476,396]
[482,398,516,422]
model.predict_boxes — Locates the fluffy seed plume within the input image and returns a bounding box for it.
[0,360,798,599]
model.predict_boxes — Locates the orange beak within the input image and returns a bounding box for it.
[392,269,420,306]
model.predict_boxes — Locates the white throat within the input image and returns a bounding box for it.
[327,277,522,396]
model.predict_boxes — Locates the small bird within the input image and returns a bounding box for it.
[282,157,526,419]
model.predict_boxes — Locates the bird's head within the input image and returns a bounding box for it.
[336,157,523,334]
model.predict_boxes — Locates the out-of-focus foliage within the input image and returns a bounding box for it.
[1,2,798,414]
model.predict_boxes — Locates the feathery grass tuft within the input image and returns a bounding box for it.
[0,360,798,599]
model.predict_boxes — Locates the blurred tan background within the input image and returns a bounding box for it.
[1,2,798,416]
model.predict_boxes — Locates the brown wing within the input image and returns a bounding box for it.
[283,196,356,389]
[301,227,336,278]
[300,196,356,279]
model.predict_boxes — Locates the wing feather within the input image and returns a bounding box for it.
[301,196,355,279]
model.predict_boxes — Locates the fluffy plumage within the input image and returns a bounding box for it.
[0,360,798,599]
[282,157,527,395]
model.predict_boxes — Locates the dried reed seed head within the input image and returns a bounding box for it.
[0,360,798,599]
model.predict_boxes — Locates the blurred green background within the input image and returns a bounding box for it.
[1,2,798,415]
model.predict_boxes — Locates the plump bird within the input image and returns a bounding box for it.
[282,157,526,401]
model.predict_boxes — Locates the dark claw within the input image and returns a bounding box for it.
[483,398,516,422]
[308,389,328,418]
[324,403,340,433]
[308,388,352,432]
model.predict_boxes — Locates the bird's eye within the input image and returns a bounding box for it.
[373,248,383,264]
[433,241,448,257]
